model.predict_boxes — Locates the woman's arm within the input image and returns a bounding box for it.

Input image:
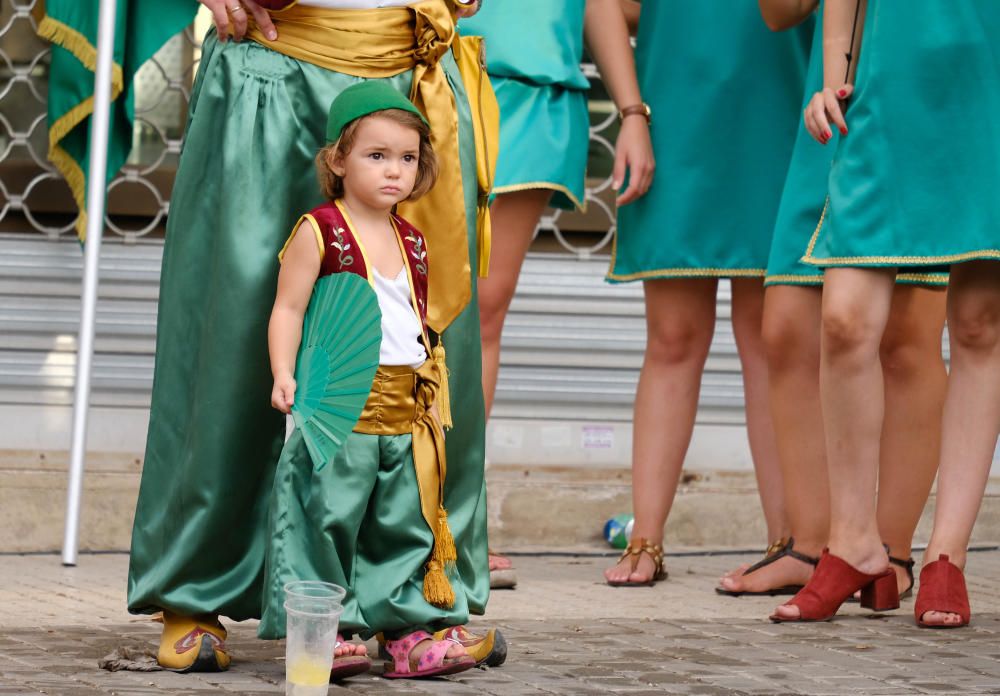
[268,220,321,413]
[757,0,818,31]
[823,0,867,87]
[584,0,655,205]
[803,0,867,143]
[618,0,641,37]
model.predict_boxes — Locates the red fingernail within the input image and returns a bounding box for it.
[839,127,848,135]
[837,89,847,98]
[826,131,832,139]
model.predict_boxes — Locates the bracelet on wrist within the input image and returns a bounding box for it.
[619,102,651,125]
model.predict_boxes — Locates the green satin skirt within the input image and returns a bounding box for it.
[803,1,1000,269]
[608,0,812,282]
[127,31,489,622]
[257,430,470,639]
[489,76,588,211]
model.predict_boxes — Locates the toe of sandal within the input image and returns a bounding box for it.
[606,537,667,587]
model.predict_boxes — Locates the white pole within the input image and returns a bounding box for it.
[62,0,119,566]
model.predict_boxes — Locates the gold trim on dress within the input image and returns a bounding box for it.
[896,272,949,287]
[334,200,376,288]
[492,181,586,212]
[764,272,948,287]
[278,214,325,263]
[607,216,767,282]
[389,216,432,352]
[804,248,1000,267]
[803,197,999,268]
[606,267,767,282]
[764,274,824,286]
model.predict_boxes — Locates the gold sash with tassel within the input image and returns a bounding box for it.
[352,361,457,608]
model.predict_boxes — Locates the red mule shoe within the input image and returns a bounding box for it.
[915,554,971,628]
[770,549,900,622]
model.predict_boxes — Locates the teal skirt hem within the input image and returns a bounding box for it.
[764,272,948,288]
[606,269,767,284]
[491,76,588,211]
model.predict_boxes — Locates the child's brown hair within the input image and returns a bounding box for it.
[316,108,438,202]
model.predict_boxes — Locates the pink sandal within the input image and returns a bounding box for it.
[330,634,371,681]
[382,630,476,679]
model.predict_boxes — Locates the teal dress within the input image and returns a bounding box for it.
[459,0,589,209]
[609,1,812,282]
[765,9,946,287]
[803,0,1000,269]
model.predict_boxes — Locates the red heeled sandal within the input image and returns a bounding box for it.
[770,549,900,622]
[914,554,970,628]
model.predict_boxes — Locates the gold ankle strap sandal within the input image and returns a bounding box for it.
[607,537,668,587]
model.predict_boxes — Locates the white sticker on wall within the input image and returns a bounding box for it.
[581,425,614,449]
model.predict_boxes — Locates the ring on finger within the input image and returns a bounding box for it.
[230,3,245,13]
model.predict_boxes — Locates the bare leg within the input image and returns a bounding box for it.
[478,189,553,418]
[720,284,825,593]
[877,285,947,592]
[731,278,789,544]
[478,189,553,575]
[921,261,1000,626]
[604,278,717,583]
[773,267,895,620]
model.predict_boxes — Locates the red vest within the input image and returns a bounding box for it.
[302,200,430,331]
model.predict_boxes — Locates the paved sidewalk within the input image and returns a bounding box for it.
[1,550,999,695]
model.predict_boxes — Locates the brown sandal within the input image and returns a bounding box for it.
[606,537,668,587]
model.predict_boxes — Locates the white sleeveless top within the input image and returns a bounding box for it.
[298,1,417,8]
[372,267,427,368]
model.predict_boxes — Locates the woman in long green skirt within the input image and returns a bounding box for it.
[772,0,1000,627]
[604,0,811,586]
[127,0,495,671]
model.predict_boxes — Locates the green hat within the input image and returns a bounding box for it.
[325,81,428,143]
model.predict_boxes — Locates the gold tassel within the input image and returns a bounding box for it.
[423,559,455,608]
[477,198,492,278]
[433,505,457,564]
[431,342,453,429]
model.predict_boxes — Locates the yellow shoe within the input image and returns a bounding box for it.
[433,625,507,667]
[157,611,231,672]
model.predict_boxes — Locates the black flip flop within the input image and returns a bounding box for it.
[715,537,819,597]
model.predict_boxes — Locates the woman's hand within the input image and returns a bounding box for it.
[271,373,296,414]
[613,116,655,205]
[200,0,277,42]
[804,83,853,144]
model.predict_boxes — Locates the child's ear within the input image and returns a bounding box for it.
[327,149,346,177]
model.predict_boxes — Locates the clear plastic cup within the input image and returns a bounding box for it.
[283,581,345,696]
[284,580,346,606]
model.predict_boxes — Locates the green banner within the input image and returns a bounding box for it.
[34,0,199,240]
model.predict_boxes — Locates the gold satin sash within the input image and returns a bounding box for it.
[353,361,457,608]
[246,0,471,332]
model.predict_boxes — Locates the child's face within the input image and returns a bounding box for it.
[334,115,421,210]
